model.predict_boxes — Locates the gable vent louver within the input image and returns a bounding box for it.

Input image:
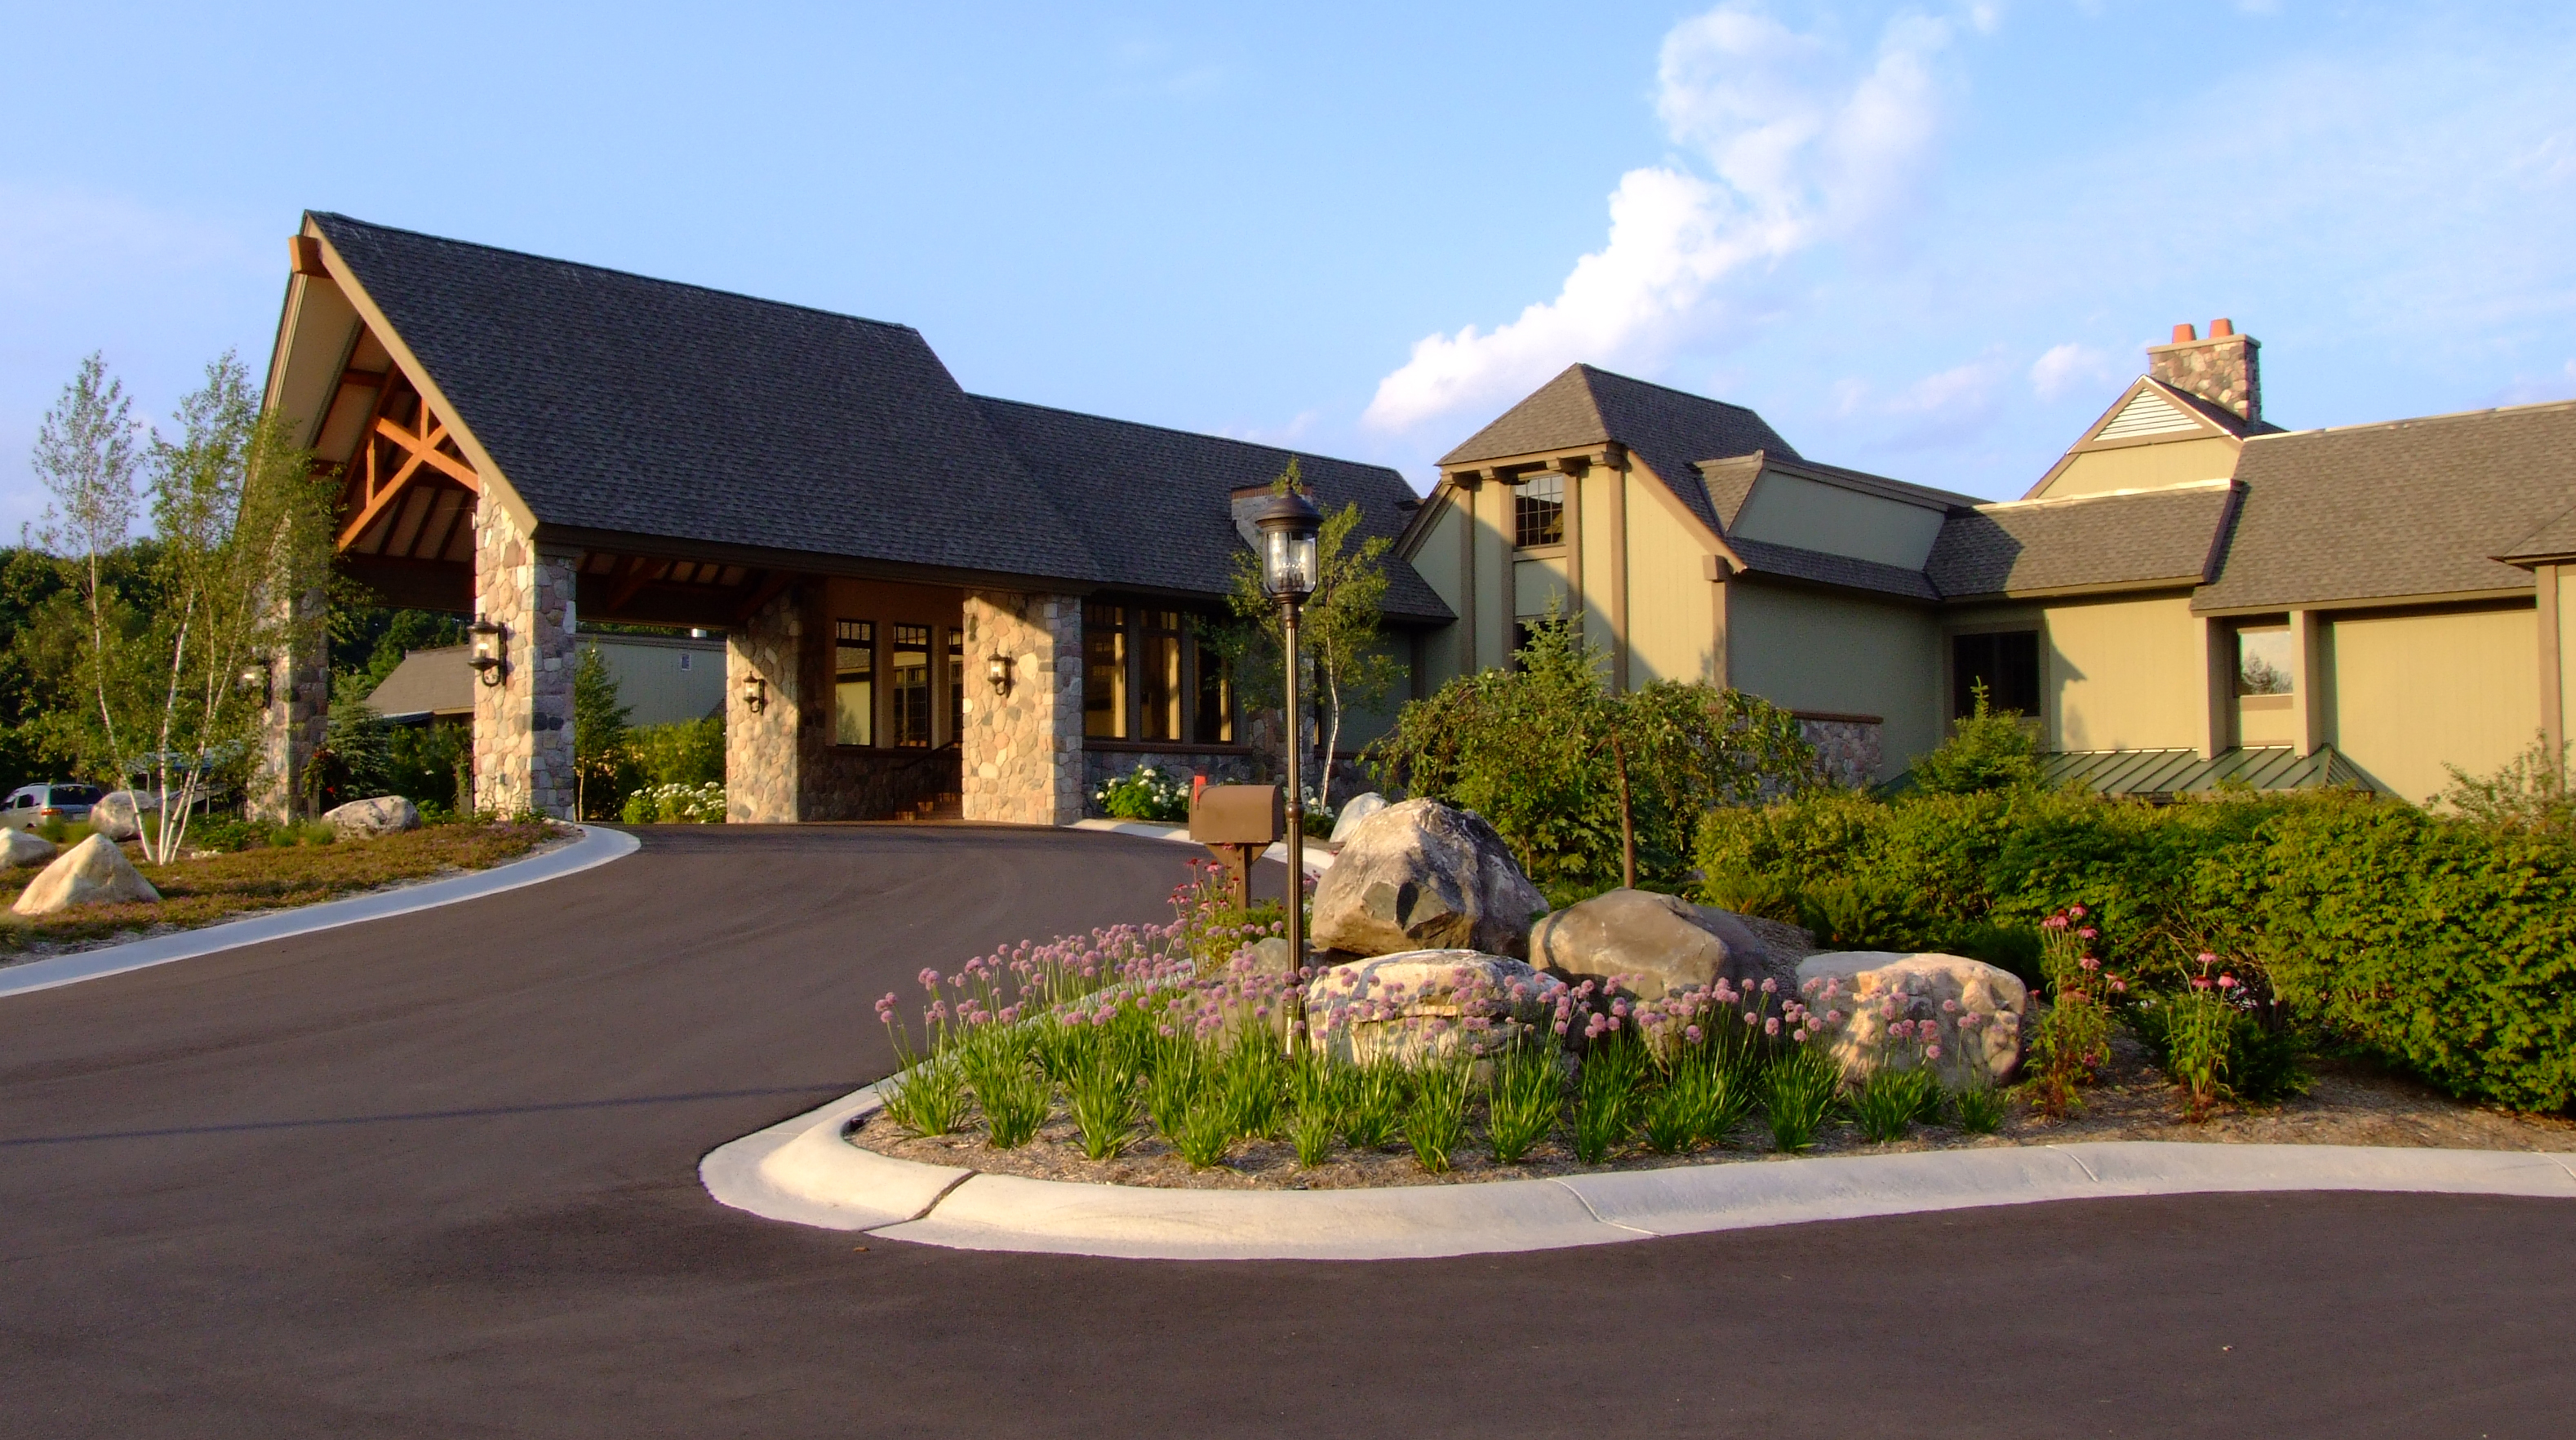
[2095,389,2203,441]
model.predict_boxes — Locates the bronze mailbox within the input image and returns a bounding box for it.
[1191,784,1282,910]
[1190,784,1282,845]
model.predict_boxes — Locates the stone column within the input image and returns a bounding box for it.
[471,503,576,818]
[250,584,329,822]
[726,585,805,822]
[959,590,1082,825]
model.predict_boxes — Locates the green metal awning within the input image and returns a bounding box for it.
[1881,744,2381,799]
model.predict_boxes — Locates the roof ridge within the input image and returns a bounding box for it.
[1974,478,2236,513]
[968,393,1401,478]
[309,211,924,337]
[2243,393,2576,443]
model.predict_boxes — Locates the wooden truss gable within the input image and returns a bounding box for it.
[330,361,482,562]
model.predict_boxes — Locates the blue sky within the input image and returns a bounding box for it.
[6,1,2574,532]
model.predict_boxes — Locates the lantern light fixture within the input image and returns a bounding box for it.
[1254,490,1323,602]
[466,615,507,687]
[741,673,766,713]
[987,654,1013,696]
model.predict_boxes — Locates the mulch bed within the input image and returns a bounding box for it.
[0,820,567,959]
[848,1029,2576,1193]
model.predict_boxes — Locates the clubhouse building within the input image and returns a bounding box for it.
[260,214,2576,820]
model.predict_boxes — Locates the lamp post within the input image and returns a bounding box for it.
[1255,489,1323,1041]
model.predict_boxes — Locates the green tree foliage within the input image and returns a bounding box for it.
[2435,731,2571,829]
[1220,460,1404,808]
[1908,680,2042,795]
[29,353,141,772]
[573,644,633,820]
[627,715,725,789]
[1367,609,1821,893]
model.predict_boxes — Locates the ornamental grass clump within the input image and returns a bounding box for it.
[1339,1060,1408,1152]
[1065,1049,1142,1160]
[878,1053,967,1137]
[1484,1043,1561,1163]
[1951,1082,2006,1133]
[1764,1047,1840,1153]
[1172,1096,1235,1169]
[1216,1031,1286,1143]
[1405,1060,1472,1173]
[959,1028,1051,1149]
[1571,1032,1648,1162]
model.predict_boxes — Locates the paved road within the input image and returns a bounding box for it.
[2,825,2569,1438]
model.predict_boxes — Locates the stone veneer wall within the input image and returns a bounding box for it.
[250,584,329,822]
[472,504,576,818]
[1797,714,1884,790]
[960,590,1083,825]
[726,585,803,822]
[1083,748,1264,807]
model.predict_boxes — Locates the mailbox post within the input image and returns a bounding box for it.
[1188,784,1283,913]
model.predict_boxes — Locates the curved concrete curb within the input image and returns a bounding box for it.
[1067,817,1330,878]
[704,1083,2576,1260]
[0,824,642,999]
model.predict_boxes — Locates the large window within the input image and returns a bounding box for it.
[1513,473,1565,548]
[1085,602,1237,744]
[1085,602,1128,738]
[1952,630,2040,718]
[946,627,965,742]
[834,620,874,745]
[2236,624,2293,696]
[890,624,932,747]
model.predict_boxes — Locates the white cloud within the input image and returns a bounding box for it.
[1361,3,1970,436]
[2029,341,2112,401]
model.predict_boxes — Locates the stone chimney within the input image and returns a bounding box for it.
[2146,318,2261,425]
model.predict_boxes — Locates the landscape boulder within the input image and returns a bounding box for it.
[1528,888,1798,1002]
[2,829,57,868]
[12,833,160,916]
[90,789,153,842]
[1309,798,1548,958]
[1326,791,1387,844]
[325,795,420,839]
[1304,950,1565,1067]
[1794,951,2028,1089]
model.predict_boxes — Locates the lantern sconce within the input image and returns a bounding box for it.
[236,662,272,707]
[467,616,508,687]
[741,673,767,713]
[986,654,1013,696]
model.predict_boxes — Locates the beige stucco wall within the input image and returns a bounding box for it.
[2327,603,2538,802]
[1410,497,1466,691]
[1730,472,1947,568]
[2036,437,2241,499]
[1726,580,1941,779]
[1626,485,1718,685]
[2041,594,2207,752]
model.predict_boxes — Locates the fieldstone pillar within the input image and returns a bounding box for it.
[471,504,575,818]
[726,585,805,822]
[250,584,329,821]
[959,590,1082,825]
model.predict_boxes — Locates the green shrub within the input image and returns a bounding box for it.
[629,715,726,788]
[1909,682,2043,795]
[1093,762,1189,822]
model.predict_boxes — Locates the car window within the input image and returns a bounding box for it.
[54,785,100,804]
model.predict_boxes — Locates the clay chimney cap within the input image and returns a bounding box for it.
[2210,318,2235,337]
[2172,322,2198,343]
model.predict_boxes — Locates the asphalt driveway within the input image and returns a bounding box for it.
[1,824,2569,1438]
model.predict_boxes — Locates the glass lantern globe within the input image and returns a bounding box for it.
[1255,491,1322,601]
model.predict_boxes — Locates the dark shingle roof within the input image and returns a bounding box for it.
[2194,401,2576,611]
[1438,365,1800,536]
[1928,484,2235,598]
[2500,502,2576,562]
[969,398,1450,621]
[313,213,1104,584]
[1695,455,1765,530]
[1730,538,1939,602]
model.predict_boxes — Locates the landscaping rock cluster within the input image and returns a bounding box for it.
[1530,887,1795,1001]
[13,833,160,916]
[1797,951,2028,1089]
[1309,798,1547,958]
[1305,950,1559,1067]
[325,795,420,839]
[2,829,58,868]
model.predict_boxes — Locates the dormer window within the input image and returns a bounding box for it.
[1513,473,1565,548]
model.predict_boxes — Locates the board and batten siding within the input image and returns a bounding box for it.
[2040,594,2208,752]
[1729,472,1945,569]
[1625,484,1718,685]
[2036,437,2241,500]
[1409,496,1467,691]
[2326,603,2538,803]
[1725,580,1940,780]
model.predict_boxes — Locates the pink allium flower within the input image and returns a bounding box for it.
[1685,1025,1704,1043]
[1943,999,1959,1013]
[918,967,941,989]
[1761,978,1778,993]
[1925,1044,1942,1060]
[1827,1010,1843,1024]
[1764,1017,1780,1036]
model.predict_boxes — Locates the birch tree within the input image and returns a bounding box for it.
[30,353,140,771]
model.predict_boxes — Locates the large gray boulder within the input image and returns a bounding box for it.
[325,795,420,840]
[2,829,57,868]
[1529,888,1796,1002]
[91,789,153,842]
[13,833,160,916]
[1795,951,2029,1089]
[1326,791,1387,844]
[1304,950,1565,1067]
[1309,798,1547,958]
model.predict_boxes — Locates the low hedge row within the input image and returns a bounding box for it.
[1697,789,2576,1112]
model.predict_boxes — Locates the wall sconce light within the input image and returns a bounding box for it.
[986,654,1013,696]
[741,673,766,713]
[467,615,508,687]
[236,663,272,707]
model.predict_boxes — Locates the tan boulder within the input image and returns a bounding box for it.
[13,833,161,916]
[1309,798,1547,958]
[1795,951,2027,1089]
[2,829,57,867]
[91,790,151,842]
[325,795,420,839]
[1303,950,1565,1067]
[1529,888,1797,1002]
